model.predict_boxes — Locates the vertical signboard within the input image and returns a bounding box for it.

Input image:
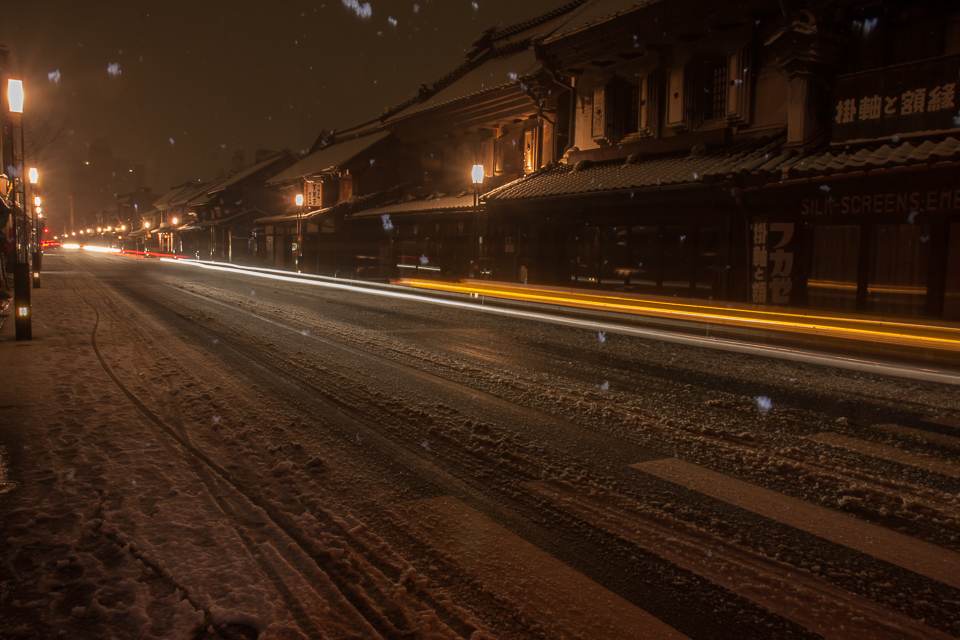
[305,180,323,208]
[752,222,796,305]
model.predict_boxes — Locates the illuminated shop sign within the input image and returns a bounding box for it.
[832,55,959,142]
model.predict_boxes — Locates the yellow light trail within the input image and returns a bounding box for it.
[402,280,960,352]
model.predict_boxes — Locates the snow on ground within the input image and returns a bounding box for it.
[0,264,477,639]
[3,251,960,639]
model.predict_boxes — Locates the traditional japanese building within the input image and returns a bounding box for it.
[739,5,960,319]
[479,0,960,319]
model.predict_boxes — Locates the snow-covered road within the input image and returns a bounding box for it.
[2,250,959,639]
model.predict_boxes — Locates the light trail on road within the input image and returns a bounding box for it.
[157,257,960,385]
[402,280,960,352]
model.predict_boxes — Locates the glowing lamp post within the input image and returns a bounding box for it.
[295,193,304,273]
[472,163,484,207]
[7,78,30,338]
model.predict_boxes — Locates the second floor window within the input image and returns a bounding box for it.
[704,60,728,121]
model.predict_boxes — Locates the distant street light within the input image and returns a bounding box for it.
[29,167,38,184]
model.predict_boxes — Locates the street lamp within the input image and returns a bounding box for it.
[7,78,30,338]
[295,193,304,273]
[472,164,485,281]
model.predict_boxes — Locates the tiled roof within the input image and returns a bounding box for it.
[185,175,231,207]
[206,150,297,195]
[154,182,198,210]
[775,136,960,180]
[385,48,540,123]
[169,181,214,207]
[267,131,392,185]
[351,192,476,218]
[543,0,658,43]
[491,0,590,40]
[484,135,783,201]
[256,184,408,225]
[206,208,268,226]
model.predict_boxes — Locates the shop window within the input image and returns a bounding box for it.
[809,225,859,311]
[629,226,660,292]
[523,128,539,173]
[591,77,636,144]
[600,227,630,288]
[945,223,960,319]
[867,224,929,316]
[570,227,601,284]
[695,226,721,299]
[706,62,728,120]
[662,226,695,295]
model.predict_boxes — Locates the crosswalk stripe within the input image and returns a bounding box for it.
[527,480,954,640]
[394,496,689,640]
[868,423,960,451]
[808,432,960,479]
[631,459,960,590]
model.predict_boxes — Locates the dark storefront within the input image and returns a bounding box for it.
[744,166,960,319]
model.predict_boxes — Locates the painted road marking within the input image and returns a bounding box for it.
[631,459,960,590]
[869,423,960,451]
[808,432,960,479]
[394,496,688,640]
[527,480,954,640]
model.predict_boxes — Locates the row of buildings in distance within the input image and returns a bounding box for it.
[63,0,960,320]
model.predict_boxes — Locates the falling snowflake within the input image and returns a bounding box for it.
[388,16,397,26]
[907,211,918,224]
[47,70,61,84]
[413,3,420,12]
[508,71,518,81]
[421,440,432,452]
[472,1,479,8]
[107,62,121,76]
[301,328,311,336]
[212,415,220,423]
[597,381,610,392]
[756,396,773,414]
[598,331,606,344]
[381,214,394,231]
[819,184,830,192]
[169,137,175,146]
[342,0,372,18]
[420,254,429,265]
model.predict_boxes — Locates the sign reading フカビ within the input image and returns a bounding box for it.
[833,55,959,142]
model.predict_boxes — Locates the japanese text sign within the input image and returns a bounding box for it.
[832,55,959,142]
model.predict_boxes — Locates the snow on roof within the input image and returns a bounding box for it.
[384,48,540,123]
[543,0,660,43]
[206,150,297,196]
[267,131,392,185]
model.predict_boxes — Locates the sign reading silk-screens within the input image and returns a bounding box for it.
[832,55,959,142]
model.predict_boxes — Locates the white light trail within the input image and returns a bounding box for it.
[159,259,960,386]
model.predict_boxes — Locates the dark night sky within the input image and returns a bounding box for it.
[1,0,567,230]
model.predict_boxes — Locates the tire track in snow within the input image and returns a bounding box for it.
[76,283,458,639]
